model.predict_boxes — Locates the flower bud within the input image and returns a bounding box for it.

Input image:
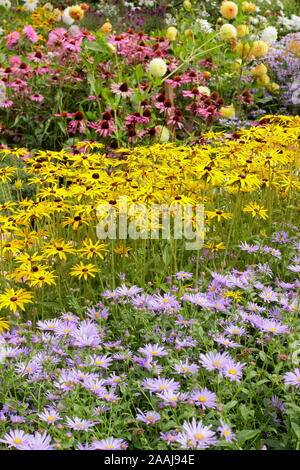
[100,22,113,34]
[166,26,177,41]
[219,24,237,41]
[220,105,235,118]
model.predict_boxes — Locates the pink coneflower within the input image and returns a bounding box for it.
[23,25,39,44]
[89,119,116,138]
[165,74,188,88]
[110,82,134,98]
[0,100,14,108]
[27,51,44,63]
[6,31,20,48]
[29,93,44,102]
[67,111,87,135]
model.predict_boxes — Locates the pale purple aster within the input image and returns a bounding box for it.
[53,321,77,336]
[101,289,119,300]
[211,334,240,348]
[225,325,246,336]
[105,372,127,388]
[65,416,96,431]
[287,264,300,273]
[76,442,94,450]
[85,306,109,320]
[136,409,161,424]
[239,242,260,253]
[217,420,236,442]
[115,284,143,298]
[83,377,107,395]
[176,418,218,449]
[174,271,193,280]
[190,387,217,409]
[88,354,112,369]
[38,407,61,424]
[222,359,246,382]
[246,302,266,313]
[256,263,273,277]
[92,437,128,450]
[9,415,26,424]
[0,429,31,449]
[156,390,189,406]
[259,287,278,303]
[172,359,199,376]
[60,313,80,323]
[160,430,179,445]
[142,377,180,393]
[271,395,286,412]
[138,343,168,358]
[262,246,282,259]
[131,293,150,310]
[199,351,230,371]
[283,368,300,388]
[174,315,196,327]
[99,389,119,402]
[18,431,55,450]
[15,360,42,376]
[70,320,101,347]
[36,319,61,331]
[258,319,289,335]
[181,293,214,309]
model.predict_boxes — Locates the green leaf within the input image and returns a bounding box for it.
[237,429,260,446]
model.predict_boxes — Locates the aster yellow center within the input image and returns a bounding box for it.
[194,433,204,440]
[198,396,207,402]
[229,369,237,375]
[13,438,23,444]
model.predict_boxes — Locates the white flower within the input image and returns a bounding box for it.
[69,25,80,36]
[261,26,277,44]
[196,19,213,34]
[0,0,11,9]
[23,0,39,12]
[62,7,75,26]
[148,58,167,78]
